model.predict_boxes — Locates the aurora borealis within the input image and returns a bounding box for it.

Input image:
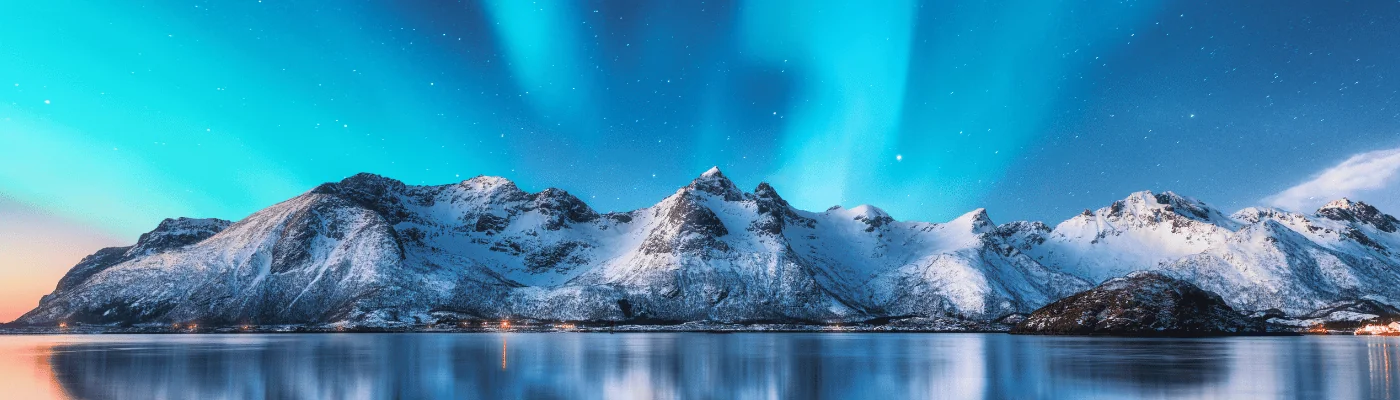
[3,1,1400,319]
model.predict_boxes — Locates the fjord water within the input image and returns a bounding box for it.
[2,333,1397,399]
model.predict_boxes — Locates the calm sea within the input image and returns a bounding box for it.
[1,333,1397,399]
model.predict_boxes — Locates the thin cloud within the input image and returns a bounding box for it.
[1265,147,1400,212]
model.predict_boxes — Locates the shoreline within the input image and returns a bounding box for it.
[0,325,1316,336]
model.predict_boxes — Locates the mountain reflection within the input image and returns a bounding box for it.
[6,333,1394,399]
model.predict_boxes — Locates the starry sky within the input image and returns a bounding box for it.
[3,1,1400,319]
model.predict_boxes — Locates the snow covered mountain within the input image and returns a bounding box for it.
[17,169,1400,329]
[15,168,1088,328]
[1015,191,1241,283]
[1015,192,1400,319]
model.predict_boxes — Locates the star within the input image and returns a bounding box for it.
[896,154,903,161]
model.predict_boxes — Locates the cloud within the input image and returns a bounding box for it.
[1265,147,1400,212]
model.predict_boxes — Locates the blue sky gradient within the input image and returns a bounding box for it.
[4,0,1400,241]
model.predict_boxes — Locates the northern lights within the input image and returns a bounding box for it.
[4,1,1400,320]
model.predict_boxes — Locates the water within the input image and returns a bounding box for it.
[1,333,1398,399]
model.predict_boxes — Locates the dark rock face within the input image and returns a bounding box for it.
[1153,191,1214,221]
[130,218,233,256]
[313,173,413,224]
[1012,272,1265,336]
[686,167,744,201]
[852,208,894,232]
[528,188,600,230]
[640,193,730,255]
[1317,198,1399,233]
[750,182,814,236]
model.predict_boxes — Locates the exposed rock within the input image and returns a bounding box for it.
[1317,198,1399,233]
[1011,272,1265,336]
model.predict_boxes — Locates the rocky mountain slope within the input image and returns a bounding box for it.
[15,169,1400,330]
[1010,272,1265,335]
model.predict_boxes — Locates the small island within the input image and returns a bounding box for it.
[1011,272,1271,336]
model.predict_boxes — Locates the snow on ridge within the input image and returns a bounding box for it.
[20,168,1400,327]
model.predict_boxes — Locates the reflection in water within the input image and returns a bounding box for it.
[0,337,70,399]
[0,333,1394,399]
[1374,338,1398,400]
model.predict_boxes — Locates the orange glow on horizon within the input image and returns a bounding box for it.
[0,198,125,323]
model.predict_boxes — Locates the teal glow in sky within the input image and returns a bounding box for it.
[5,0,1400,239]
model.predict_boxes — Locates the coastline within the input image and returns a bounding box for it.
[0,323,1311,336]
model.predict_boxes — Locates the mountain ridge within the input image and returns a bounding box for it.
[14,168,1400,330]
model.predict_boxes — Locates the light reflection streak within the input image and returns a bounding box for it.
[0,334,1396,399]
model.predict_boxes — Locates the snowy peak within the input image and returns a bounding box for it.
[949,208,995,234]
[1028,190,1244,284]
[1116,190,1235,226]
[459,175,524,196]
[684,166,744,201]
[1231,207,1307,225]
[827,204,894,232]
[1316,198,1399,232]
[1151,191,1214,220]
[1060,190,1240,233]
[701,165,723,178]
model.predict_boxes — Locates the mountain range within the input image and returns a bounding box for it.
[14,168,1400,330]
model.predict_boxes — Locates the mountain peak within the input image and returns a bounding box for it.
[685,166,743,201]
[460,175,519,192]
[1319,197,1359,211]
[310,172,406,197]
[754,182,779,199]
[340,172,405,190]
[1317,198,1398,232]
[832,204,894,232]
[129,217,232,256]
[701,166,723,178]
[752,182,790,208]
[530,188,600,228]
[950,208,994,234]
[1105,190,1232,226]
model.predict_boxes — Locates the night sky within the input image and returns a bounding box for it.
[5,0,1400,239]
